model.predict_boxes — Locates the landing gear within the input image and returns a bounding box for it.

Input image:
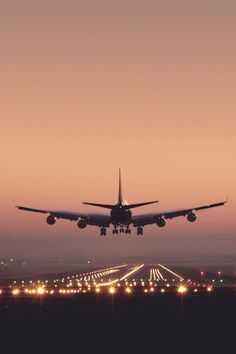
[112,228,119,235]
[137,227,143,236]
[125,227,131,235]
[119,227,125,234]
[100,227,107,236]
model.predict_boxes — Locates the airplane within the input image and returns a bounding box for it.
[16,169,227,236]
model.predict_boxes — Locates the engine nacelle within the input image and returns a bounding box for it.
[46,215,56,225]
[78,219,88,229]
[156,217,166,227]
[187,213,197,222]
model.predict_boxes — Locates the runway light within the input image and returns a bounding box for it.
[177,286,187,294]
[150,287,154,292]
[194,289,198,293]
[207,286,213,292]
[50,290,54,295]
[161,288,165,293]
[12,289,20,296]
[96,287,100,293]
[0,289,2,295]
[144,289,148,293]
[109,287,116,294]
[37,287,45,295]
[125,287,131,294]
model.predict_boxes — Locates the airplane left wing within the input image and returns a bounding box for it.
[16,206,111,227]
[132,200,227,227]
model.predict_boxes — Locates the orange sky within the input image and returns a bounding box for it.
[0,0,235,256]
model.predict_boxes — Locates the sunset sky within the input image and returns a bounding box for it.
[0,0,235,257]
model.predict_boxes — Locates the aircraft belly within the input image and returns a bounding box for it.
[111,209,132,226]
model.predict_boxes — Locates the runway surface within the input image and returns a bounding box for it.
[1,263,235,296]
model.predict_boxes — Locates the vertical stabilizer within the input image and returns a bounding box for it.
[118,168,123,205]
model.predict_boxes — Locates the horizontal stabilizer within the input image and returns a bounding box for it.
[83,202,115,209]
[124,201,159,209]
[16,206,48,214]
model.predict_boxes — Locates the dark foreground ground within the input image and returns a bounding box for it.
[0,290,235,351]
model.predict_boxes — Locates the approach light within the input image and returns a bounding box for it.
[109,287,116,294]
[37,287,45,295]
[177,286,187,294]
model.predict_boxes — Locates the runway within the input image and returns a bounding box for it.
[2,263,235,297]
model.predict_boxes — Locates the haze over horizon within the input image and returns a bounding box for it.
[0,0,235,257]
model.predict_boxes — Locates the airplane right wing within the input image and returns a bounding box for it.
[16,206,111,227]
[132,199,227,227]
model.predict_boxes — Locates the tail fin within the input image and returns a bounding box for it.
[118,168,123,204]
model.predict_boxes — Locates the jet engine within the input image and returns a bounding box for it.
[156,217,166,227]
[78,219,88,229]
[46,215,56,225]
[187,213,197,222]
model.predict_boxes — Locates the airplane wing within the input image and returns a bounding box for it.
[16,206,111,227]
[132,200,227,227]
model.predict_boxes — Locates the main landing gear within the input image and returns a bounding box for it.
[100,227,107,236]
[125,227,131,234]
[137,227,144,236]
[112,228,119,235]
[112,227,131,235]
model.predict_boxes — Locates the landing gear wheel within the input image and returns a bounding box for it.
[112,228,118,235]
[137,227,143,236]
[100,227,107,236]
[125,228,131,234]
[119,228,125,234]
